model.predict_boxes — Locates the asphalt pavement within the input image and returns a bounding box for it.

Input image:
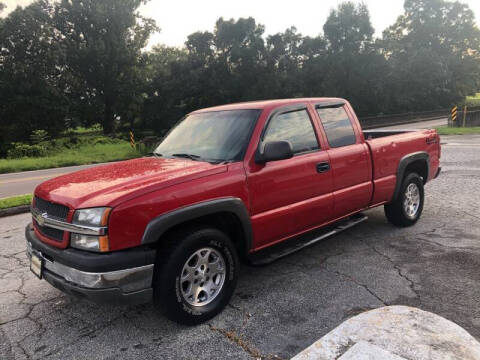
[0,117,448,199]
[0,134,479,359]
[375,117,447,130]
[0,164,101,199]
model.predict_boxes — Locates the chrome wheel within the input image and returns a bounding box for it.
[403,183,420,219]
[179,247,226,306]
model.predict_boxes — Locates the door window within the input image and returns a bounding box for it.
[316,107,356,148]
[263,109,319,154]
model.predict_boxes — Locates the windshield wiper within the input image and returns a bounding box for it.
[170,153,227,164]
[171,153,202,161]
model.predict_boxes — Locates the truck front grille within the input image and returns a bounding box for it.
[33,196,70,242]
[34,220,64,242]
[34,196,69,221]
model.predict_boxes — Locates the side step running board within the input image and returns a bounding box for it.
[249,213,368,265]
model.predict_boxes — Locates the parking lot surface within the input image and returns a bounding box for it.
[1,134,480,360]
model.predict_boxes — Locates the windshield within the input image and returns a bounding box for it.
[154,109,261,162]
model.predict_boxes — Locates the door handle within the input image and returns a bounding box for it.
[316,162,330,173]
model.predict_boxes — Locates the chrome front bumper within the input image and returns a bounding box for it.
[25,224,155,305]
[27,241,153,292]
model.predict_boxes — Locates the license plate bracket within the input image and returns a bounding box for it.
[30,252,43,279]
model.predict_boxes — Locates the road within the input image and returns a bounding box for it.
[375,117,447,130]
[0,164,103,199]
[0,117,448,199]
[0,134,479,359]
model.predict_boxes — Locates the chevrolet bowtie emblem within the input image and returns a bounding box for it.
[35,212,48,226]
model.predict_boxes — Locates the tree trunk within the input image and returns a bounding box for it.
[103,96,114,135]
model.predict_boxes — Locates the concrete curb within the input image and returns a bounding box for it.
[0,205,30,218]
[292,306,480,360]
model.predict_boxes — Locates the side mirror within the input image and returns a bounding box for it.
[255,141,294,164]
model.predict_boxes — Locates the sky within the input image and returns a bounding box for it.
[3,0,480,47]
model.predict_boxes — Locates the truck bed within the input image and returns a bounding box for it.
[363,128,441,206]
[363,130,413,140]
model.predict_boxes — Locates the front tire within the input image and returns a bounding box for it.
[152,226,238,325]
[384,172,424,227]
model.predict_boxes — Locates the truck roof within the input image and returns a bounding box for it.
[192,97,346,114]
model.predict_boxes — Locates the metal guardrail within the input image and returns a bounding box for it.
[360,106,480,129]
[359,109,449,129]
[448,110,480,127]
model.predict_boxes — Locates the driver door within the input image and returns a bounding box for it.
[246,105,334,250]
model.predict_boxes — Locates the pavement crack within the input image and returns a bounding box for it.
[320,264,388,306]
[208,324,282,360]
[227,303,253,329]
[16,342,31,360]
[282,249,347,271]
[35,312,125,359]
[282,250,388,305]
[227,303,242,312]
[0,326,14,360]
[359,238,420,301]
[281,251,388,305]
[414,223,447,237]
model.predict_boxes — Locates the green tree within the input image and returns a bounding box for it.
[298,36,328,97]
[212,17,267,102]
[142,45,189,133]
[381,0,480,111]
[3,0,480,150]
[0,0,68,155]
[322,2,387,115]
[186,31,215,61]
[266,27,305,97]
[54,0,157,134]
[324,2,374,54]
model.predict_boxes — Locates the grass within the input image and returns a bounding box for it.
[71,124,103,135]
[0,194,33,210]
[0,142,140,174]
[435,126,480,135]
[466,93,480,107]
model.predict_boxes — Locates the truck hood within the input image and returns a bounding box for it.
[35,157,227,209]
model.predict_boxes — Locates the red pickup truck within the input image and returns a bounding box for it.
[26,98,441,324]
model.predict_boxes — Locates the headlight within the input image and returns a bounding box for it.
[71,234,109,252]
[73,207,110,227]
[71,207,111,252]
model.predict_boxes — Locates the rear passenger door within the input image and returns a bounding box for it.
[315,103,373,218]
[247,105,334,250]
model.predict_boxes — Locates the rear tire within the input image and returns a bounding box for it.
[152,226,238,325]
[384,172,424,227]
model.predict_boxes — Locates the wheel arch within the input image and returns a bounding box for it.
[141,198,253,258]
[392,152,429,201]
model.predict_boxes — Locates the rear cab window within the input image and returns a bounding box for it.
[316,106,357,148]
[263,109,319,155]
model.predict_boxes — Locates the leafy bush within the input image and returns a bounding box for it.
[0,142,139,173]
[83,124,102,133]
[7,143,48,158]
[465,93,480,107]
[30,130,49,144]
